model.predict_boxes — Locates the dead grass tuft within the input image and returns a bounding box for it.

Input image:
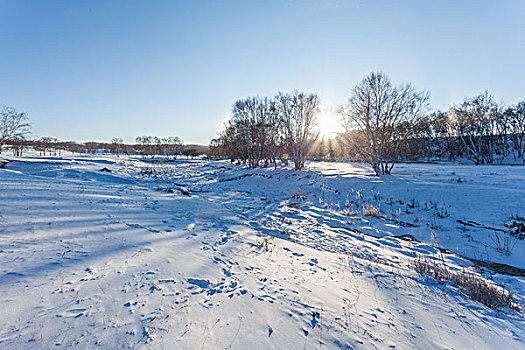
[363,204,380,218]
[492,230,517,255]
[254,237,269,251]
[412,231,521,312]
[412,255,521,312]
[291,190,307,200]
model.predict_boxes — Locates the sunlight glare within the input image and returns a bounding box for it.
[315,107,342,138]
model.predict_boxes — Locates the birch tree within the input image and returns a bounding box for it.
[450,92,500,164]
[339,72,429,175]
[276,91,319,170]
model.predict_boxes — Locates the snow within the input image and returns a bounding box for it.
[0,152,524,349]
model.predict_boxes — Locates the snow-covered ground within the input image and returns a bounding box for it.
[0,152,524,349]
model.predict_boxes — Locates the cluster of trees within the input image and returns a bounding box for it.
[212,72,525,175]
[134,136,183,158]
[342,89,525,171]
[311,137,343,161]
[339,73,522,173]
[210,91,319,170]
[448,94,524,164]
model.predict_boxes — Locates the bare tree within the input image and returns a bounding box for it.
[84,141,99,155]
[212,121,239,161]
[10,137,27,156]
[0,105,31,153]
[231,96,280,167]
[35,136,60,156]
[111,137,124,157]
[135,136,153,157]
[276,91,320,170]
[163,136,183,159]
[450,92,501,165]
[339,72,429,175]
[411,111,453,162]
[506,101,525,161]
[314,137,326,160]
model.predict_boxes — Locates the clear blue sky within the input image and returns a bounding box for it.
[1,0,524,144]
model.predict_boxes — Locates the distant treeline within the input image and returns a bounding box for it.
[0,105,209,158]
[6,136,209,159]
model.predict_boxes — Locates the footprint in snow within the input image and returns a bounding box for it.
[57,308,86,318]
[307,258,319,266]
[186,278,210,288]
[311,311,320,328]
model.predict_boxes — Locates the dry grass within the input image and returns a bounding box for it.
[343,209,358,216]
[156,186,175,193]
[281,228,291,238]
[412,256,521,312]
[254,237,269,251]
[412,231,521,312]
[510,213,525,222]
[363,204,380,218]
[291,190,307,200]
[492,230,517,255]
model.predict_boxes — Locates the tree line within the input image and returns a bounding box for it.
[211,72,525,174]
[21,137,205,158]
[0,104,201,158]
[2,71,525,174]
[0,126,205,160]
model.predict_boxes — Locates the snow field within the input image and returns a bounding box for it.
[0,153,524,349]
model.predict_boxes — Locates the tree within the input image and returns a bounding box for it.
[111,137,124,157]
[212,120,239,161]
[326,138,336,160]
[506,101,525,161]
[276,91,320,170]
[163,136,183,159]
[10,137,27,156]
[230,96,280,167]
[315,137,326,160]
[36,137,59,156]
[411,111,453,162]
[135,136,154,157]
[214,91,319,169]
[339,72,430,175]
[450,92,501,164]
[0,105,31,153]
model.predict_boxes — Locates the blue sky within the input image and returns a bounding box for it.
[1,0,524,144]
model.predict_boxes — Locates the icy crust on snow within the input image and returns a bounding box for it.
[0,153,524,349]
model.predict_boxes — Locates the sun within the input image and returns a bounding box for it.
[315,107,343,138]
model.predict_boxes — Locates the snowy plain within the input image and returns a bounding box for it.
[0,152,524,349]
